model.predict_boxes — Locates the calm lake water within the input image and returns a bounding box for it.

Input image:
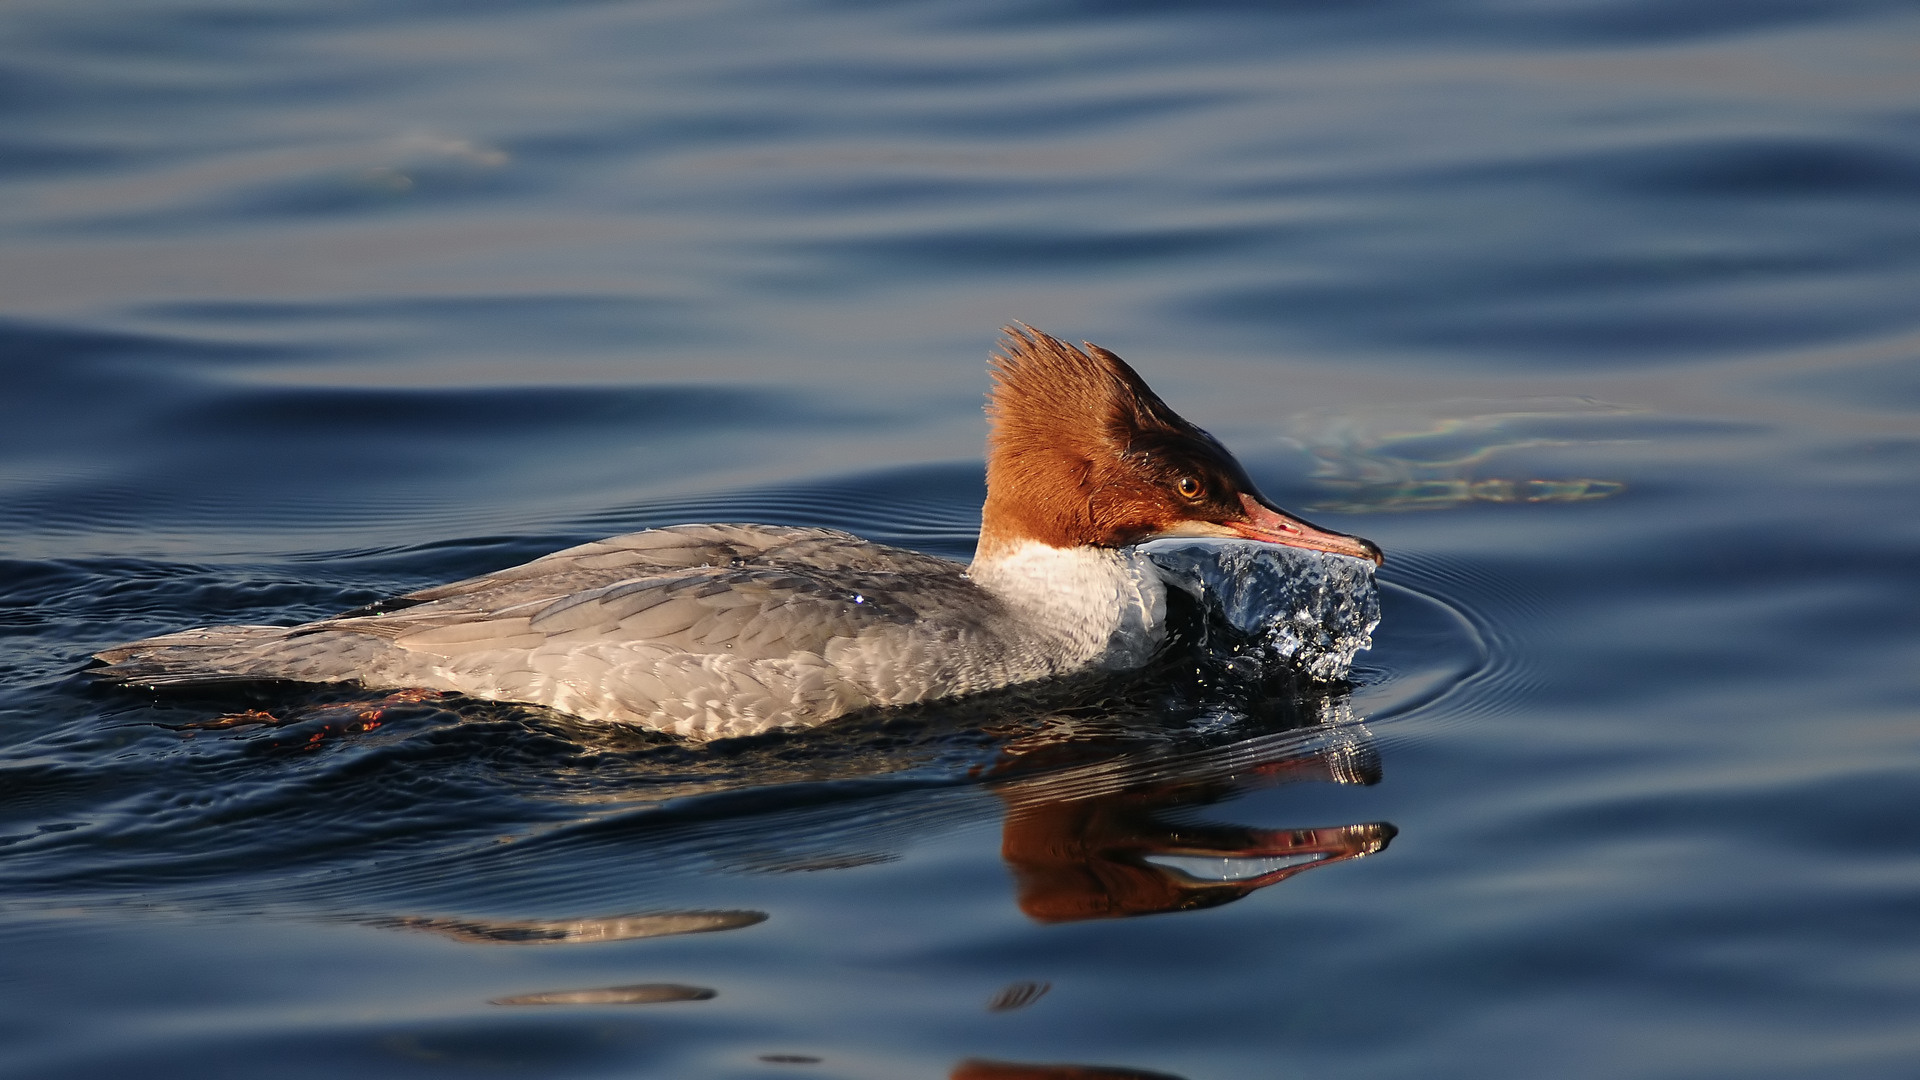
[3,2,1918,1077]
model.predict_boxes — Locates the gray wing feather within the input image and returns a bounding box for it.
[93,525,1015,740]
[387,524,957,608]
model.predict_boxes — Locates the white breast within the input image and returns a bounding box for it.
[964,541,1170,672]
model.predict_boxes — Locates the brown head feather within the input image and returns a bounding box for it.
[977,326,1261,557]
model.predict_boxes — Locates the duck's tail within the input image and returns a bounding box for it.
[91,625,386,688]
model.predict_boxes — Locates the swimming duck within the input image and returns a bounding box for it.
[94,327,1381,740]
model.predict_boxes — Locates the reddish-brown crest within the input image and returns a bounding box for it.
[977,326,1253,556]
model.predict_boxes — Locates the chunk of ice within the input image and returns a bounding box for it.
[1139,537,1380,683]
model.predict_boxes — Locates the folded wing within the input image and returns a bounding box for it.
[96,525,1008,740]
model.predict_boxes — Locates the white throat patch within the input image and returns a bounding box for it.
[967,542,1169,671]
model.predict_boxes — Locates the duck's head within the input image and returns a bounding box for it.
[975,326,1381,566]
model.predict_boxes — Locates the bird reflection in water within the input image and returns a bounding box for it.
[365,696,1393,938]
[984,705,1394,923]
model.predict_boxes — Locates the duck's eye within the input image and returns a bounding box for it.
[1175,476,1204,501]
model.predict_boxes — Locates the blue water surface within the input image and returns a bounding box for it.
[2,1,1918,1078]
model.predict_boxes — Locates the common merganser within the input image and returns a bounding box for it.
[94,327,1381,741]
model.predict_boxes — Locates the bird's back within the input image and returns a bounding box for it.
[95,524,1076,740]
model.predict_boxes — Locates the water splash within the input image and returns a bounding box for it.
[1140,539,1379,683]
